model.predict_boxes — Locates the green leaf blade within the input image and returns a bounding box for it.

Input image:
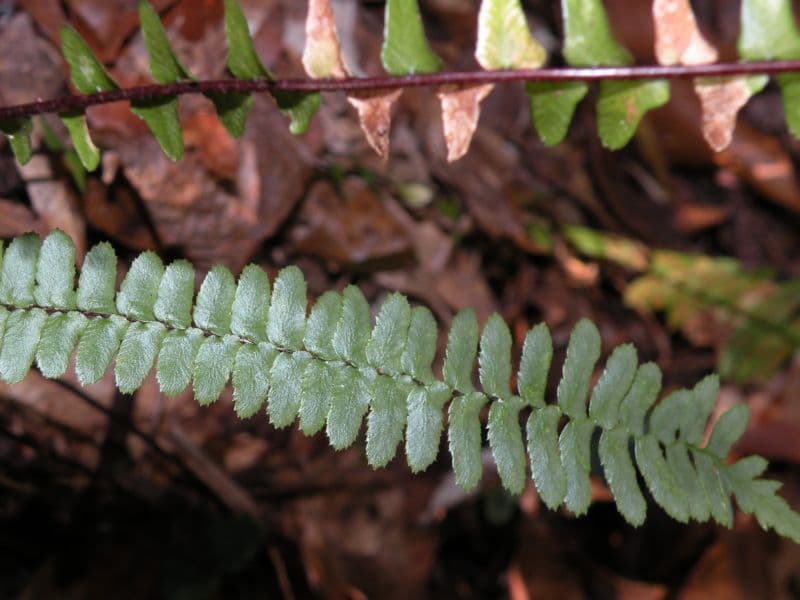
[59,25,118,93]
[599,427,647,526]
[332,285,371,368]
[0,308,47,383]
[273,91,321,136]
[115,321,167,393]
[326,366,371,450]
[596,80,670,150]
[267,266,307,350]
[561,0,633,67]
[406,383,450,473]
[231,264,271,343]
[77,242,117,314]
[60,112,101,171]
[75,315,129,385]
[526,81,588,146]
[479,313,513,399]
[299,360,335,435]
[517,323,552,408]
[527,405,567,510]
[558,419,594,516]
[0,118,33,165]
[193,334,240,406]
[156,328,203,397]
[557,318,601,419]
[366,375,409,468]
[589,343,637,429]
[476,0,547,70]
[443,309,479,393]
[34,230,77,310]
[619,362,662,436]
[154,260,195,329]
[232,343,276,418]
[381,0,442,75]
[130,97,184,161]
[0,233,41,307]
[707,404,750,459]
[267,351,311,428]
[138,0,193,84]
[36,312,87,379]
[224,0,272,80]
[488,398,527,495]
[634,434,689,523]
[366,293,411,376]
[400,306,438,384]
[194,265,237,336]
[448,391,488,491]
[116,251,164,322]
[208,92,254,139]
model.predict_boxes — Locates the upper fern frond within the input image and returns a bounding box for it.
[3,0,800,166]
[1,231,798,542]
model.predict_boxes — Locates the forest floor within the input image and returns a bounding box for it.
[1,1,800,598]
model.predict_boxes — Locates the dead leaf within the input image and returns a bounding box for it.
[303,0,350,79]
[651,0,750,151]
[0,198,41,237]
[437,83,494,162]
[0,13,64,106]
[653,0,717,66]
[694,77,753,152]
[17,156,87,259]
[288,177,411,267]
[301,0,401,157]
[715,124,800,214]
[347,90,403,158]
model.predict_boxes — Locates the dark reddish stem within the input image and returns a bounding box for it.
[1,60,799,121]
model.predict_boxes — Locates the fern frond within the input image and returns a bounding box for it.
[1,230,798,542]
[7,0,800,165]
[566,225,800,384]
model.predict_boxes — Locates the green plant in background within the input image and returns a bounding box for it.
[2,0,800,165]
[566,226,800,384]
[0,231,798,542]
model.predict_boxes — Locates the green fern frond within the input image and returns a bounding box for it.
[565,225,800,384]
[1,231,798,542]
[6,0,800,166]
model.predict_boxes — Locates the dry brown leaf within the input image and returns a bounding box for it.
[652,0,748,151]
[302,0,401,157]
[347,89,403,158]
[437,83,494,162]
[694,77,753,152]
[302,0,350,79]
[653,0,717,65]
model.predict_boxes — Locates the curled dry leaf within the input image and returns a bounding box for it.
[347,89,404,158]
[652,0,717,66]
[302,0,349,79]
[302,0,402,158]
[437,83,494,162]
[652,0,746,151]
[694,77,754,152]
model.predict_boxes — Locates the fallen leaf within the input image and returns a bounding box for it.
[653,0,717,66]
[288,177,411,267]
[17,155,87,259]
[0,198,41,237]
[437,83,494,162]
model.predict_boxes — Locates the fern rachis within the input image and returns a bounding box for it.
[0,230,798,542]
